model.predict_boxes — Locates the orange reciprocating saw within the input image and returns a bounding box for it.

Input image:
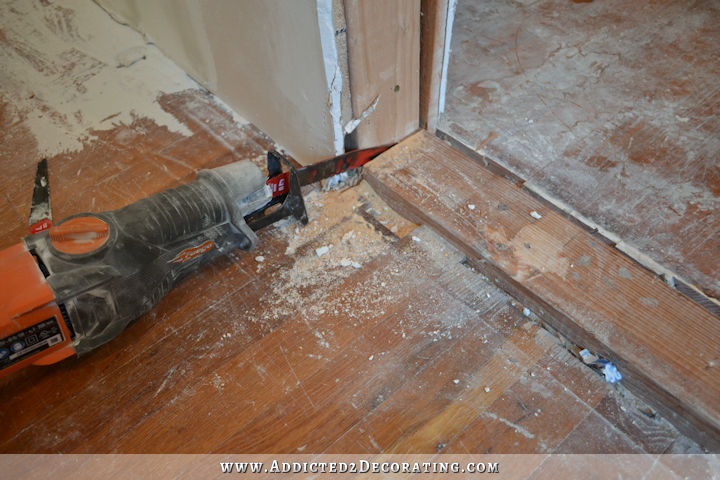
[0,146,391,379]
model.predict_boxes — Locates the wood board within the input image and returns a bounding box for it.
[343,0,421,148]
[364,130,720,451]
[419,0,450,133]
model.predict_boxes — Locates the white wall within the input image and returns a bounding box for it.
[97,0,343,164]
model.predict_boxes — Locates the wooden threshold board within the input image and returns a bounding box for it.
[364,130,720,451]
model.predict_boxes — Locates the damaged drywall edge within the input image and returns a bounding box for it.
[332,0,353,129]
[343,95,380,135]
[437,0,457,115]
[317,0,344,155]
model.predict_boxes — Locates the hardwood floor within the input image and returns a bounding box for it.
[365,130,718,451]
[440,0,720,303]
[0,0,707,459]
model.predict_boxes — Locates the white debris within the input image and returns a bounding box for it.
[468,204,476,210]
[484,387,491,393]
[453,379,460,384]
[412,236,422,243]
[368,355,374,361]
[324,172,349,191]
[523,307,531,317]
[579,348,599,364]
[339,258,361,269]
[255,255,265,263]
[315,245,332,257]
[530,211,542,219]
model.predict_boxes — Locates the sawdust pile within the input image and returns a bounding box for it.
[254,181,416,325]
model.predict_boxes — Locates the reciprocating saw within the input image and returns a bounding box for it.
[0,146,390,379]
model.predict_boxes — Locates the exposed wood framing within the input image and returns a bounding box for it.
[419,0,450,132]
[365,131,720,451]
[343,0,421,148]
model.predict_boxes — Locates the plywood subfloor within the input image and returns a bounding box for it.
[439,0,720,301]
[0,0,702,459]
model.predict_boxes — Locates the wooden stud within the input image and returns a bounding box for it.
[344,0,421,147]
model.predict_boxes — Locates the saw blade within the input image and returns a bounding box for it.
[265,145,392,197]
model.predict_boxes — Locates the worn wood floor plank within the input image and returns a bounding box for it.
[365,130,720,450]
[440,0,720,301]
[93,233,430,453]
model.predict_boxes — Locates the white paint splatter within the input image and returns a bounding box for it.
[0,0,194,157]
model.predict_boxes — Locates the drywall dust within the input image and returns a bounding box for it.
[0,0,195,157]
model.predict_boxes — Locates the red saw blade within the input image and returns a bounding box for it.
[266,144,393,197]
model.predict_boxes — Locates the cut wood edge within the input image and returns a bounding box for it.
[364,130,720,452]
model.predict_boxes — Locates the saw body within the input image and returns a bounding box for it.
[0,160,270,377]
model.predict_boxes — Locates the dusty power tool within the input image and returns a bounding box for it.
[0,146,390,379]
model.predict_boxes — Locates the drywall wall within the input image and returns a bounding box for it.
[96,0,343,163]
